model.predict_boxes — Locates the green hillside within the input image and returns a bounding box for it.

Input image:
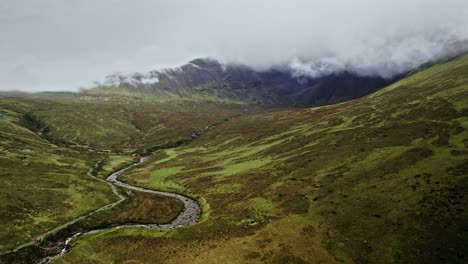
[0,100,114,252]
[55,54,468,263]
[0,96,246,254]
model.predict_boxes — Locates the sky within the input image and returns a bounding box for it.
[1,0,468,92]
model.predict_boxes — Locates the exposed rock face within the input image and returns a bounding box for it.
[96,58,399,107]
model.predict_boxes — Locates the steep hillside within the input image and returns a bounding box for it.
[58,54,468,263]
[85,58,397,107]
[0,96,248,254]
[0,100,114,251]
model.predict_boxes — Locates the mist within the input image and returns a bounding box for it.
[1,0,468,92]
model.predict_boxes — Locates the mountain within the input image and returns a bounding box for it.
[86,58,398,107]
[64,53,466,263]
[1,53,467,263]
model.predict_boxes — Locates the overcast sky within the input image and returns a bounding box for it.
[1,0,468,92]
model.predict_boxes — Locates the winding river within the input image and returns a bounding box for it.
[3,155,201,263]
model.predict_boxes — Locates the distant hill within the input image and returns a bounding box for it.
[91,52,467,263]
[85,58,399,107]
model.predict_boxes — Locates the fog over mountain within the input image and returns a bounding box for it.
[1,0,468,92]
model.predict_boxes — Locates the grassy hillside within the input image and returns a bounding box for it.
[0,96,247,253]
[57,55,467,263]
[0,100,114,251]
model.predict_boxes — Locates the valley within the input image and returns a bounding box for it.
[0,54,467,263]
[0,97,248,262]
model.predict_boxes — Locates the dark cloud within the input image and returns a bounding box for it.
[1,0,467,91]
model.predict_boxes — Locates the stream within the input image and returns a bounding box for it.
[2,155,201,264]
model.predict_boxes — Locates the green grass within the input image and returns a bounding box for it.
[58,54,468,263]
[95,155,136,178]
[0,96,246,255]
[1,54,467,263]
[83,83,250,105]
[215,158,272,177]
[248,197,276,220]
[0,102,118,251]
[206,183,244,194]
[150,166,185,190]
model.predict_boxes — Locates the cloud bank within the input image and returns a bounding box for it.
[1,0,467,91]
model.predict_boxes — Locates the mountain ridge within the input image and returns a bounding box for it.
[83,44,468,107]
[85,58,399,107]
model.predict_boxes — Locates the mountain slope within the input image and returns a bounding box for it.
[0,97,248,254]
[86,58,397,107]
[59,54,468,263]
[0,100,115,251]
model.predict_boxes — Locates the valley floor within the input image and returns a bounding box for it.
[1,54,467,263]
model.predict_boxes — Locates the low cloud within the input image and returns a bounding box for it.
[288,34,467,79]
[1,0,467,91]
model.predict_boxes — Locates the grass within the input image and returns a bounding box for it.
[0,96,247,255]
[248,197,276,220]
[95,155,137,178]
[62,187,184,232]
[0,103,117,251]
[57,54,468,263]
[0,188,185,263]
[215,158,273,177]
[1,54,467,263]
[150,166,185,190]
[83,83,250,105]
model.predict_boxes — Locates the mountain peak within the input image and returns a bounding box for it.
[90,58,400,107]
[187,58,220,67]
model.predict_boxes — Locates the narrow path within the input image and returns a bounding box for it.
[0,166,126,256]
[1,154,201,263]
[1,121,227,262]
[41,155,201,263]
